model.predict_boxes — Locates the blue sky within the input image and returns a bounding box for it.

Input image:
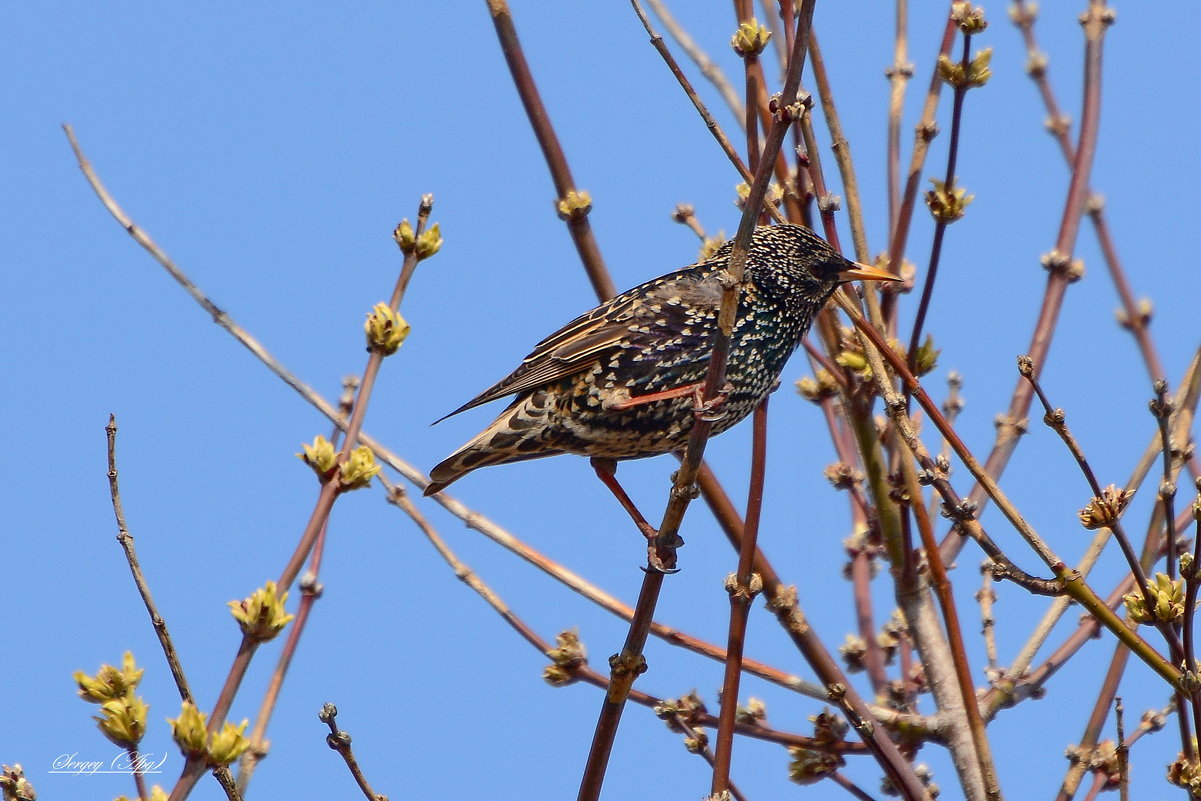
[5,3,1200,799]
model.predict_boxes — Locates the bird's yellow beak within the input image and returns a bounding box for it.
[837,261,902,283]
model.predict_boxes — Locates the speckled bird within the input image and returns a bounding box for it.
[424,224,898,495]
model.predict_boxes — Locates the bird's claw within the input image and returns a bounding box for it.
[692,383,732,423]
[646,537,682,574]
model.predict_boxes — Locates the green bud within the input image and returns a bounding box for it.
[1124,573,1185,624]
[730,19,772,56]
[339,445,381,491]
[95,694,148,748]
[364,302,411,355]
[393,219,415,254]
[925,178,973,223]
[298,435,338,478]
[74,651,144,703]
[556,190,592,221]
[169,701,208,756]
[415,223,443,260]
[228,581,294,642]
[206,719,251,766]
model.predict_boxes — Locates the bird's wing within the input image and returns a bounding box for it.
[432,295,643,422]
[435,267,722,422]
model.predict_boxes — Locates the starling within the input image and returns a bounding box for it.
[425,224,898,495]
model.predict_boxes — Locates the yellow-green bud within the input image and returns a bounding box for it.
[787,746,844,785]
[835,349,869,374]
[1026,51,1049,77]
[967,48,993,86]
[169,702,208,757]
[206,719,251,766]
[393,219,415,254]
[556,190,592,221]
[734,182,783,210]
[117,787,168,801]
[415,223,443,260]
[810,709,850,743]
[228,581,294,642]
[0,765,36,801]
[1009,2,1038,25]
[839,634,867,673]
[937,48,992,89]
[911,334,940,377]
[1077,484,1132,530]
[298,435,338,478]
[364,302,411,355]
[698,234,726,261]
[74,651,144,703]
[683,730,708,753]
[1124,573,1185,624]
[951,2,989,33]
[731,19,772,56]
[339,445,381,491]
[925,178,973,223]
[796,369,839,402]
[543,629,587,687]
[95,694,148,748]
[1168,751,1201,793]
[736,697,767,725]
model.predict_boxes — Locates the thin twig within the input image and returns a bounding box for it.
[839,293,1179,685]
[577,10,818,800]
[644,0,745,127]
[1009,1,1174,394]
[944,0,1115,561]
[886,0,912,236]
[630,1,785,225]
[485,0,615,301]
[710,399,769,795]
[1021,360,1184,663]
[881,13,957,330]
[907,28,974,372]
[105,416,195,706]
[318,704,388,801]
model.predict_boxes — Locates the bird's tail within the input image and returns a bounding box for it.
[424,394,562,495]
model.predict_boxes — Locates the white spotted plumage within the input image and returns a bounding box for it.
[425,224,880,495]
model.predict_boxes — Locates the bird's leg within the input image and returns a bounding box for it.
[590,458,658,541]
[606,382,703,411]
[606,381,732,423]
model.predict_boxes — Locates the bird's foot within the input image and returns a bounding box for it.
[692,382,732,423]
[646,538,681,574]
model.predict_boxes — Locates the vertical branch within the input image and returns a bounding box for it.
[880,13,957,330]
[630,1,763,194]
[485,0,616,301]
[902,459,997,800]
[1009,1,1192,430]
[944,0,1115,560]
[907,26,977,371]
[105,415,195,707]
[886,0,912,230]
[578,12,818,801]
[710,399,769,795]
[644,0,746,126]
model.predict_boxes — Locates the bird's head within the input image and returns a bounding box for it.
[754,224,901,298]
